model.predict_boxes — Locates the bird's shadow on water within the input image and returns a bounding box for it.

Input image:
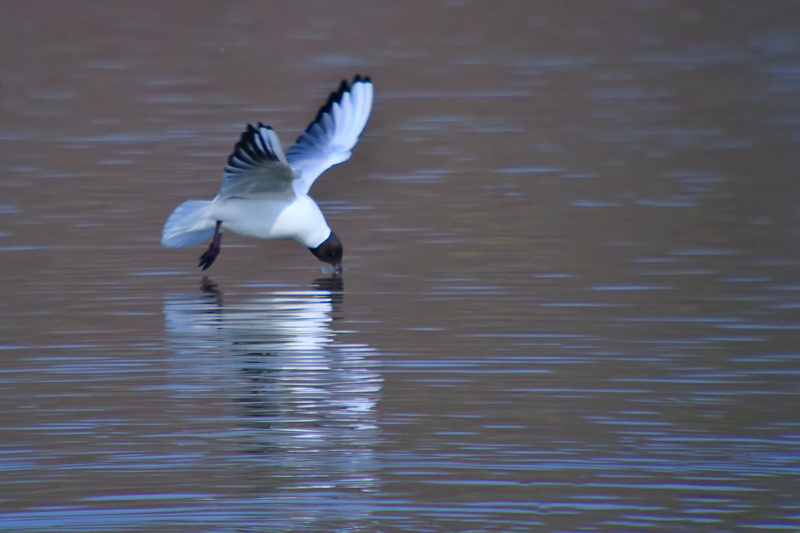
[162,275,382,520]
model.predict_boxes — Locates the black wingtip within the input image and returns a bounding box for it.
[226,123,279,170]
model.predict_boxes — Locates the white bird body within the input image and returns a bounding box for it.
[211,195,330,247]
[161,75,374,272]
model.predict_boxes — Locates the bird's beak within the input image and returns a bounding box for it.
[332,261,343,274]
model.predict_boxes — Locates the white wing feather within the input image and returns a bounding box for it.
[286,76,374,196]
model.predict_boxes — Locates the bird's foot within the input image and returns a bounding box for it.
[198,222,222,271]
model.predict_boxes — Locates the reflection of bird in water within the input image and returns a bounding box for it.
[199,276,224,305]
[311,275,344,294]
[163,277,381,502]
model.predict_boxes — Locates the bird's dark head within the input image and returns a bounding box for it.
[309,232,343,274]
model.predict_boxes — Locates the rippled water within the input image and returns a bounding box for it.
[2,1,800,531]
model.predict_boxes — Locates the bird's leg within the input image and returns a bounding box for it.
[198,221,222,271]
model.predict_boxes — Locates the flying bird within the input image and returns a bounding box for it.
[161,75,374,273]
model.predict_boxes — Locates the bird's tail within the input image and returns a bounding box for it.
[161,200,215,248]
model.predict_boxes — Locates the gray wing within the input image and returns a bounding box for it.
[286,76,374,196]
[217,123,295,199]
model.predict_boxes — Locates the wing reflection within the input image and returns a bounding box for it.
[163,277,381,520]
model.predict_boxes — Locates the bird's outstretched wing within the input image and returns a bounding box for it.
[217,123,296,199]
[286,75,374,196]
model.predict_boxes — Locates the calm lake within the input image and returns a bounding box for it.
[2,1,800,531]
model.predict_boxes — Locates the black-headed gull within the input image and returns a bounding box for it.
[161,75,374,273]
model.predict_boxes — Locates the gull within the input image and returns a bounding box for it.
[161,75,374,273]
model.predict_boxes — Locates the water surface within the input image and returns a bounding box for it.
[2,1,800,531]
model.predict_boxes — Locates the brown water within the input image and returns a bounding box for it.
[2,2,800,531]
